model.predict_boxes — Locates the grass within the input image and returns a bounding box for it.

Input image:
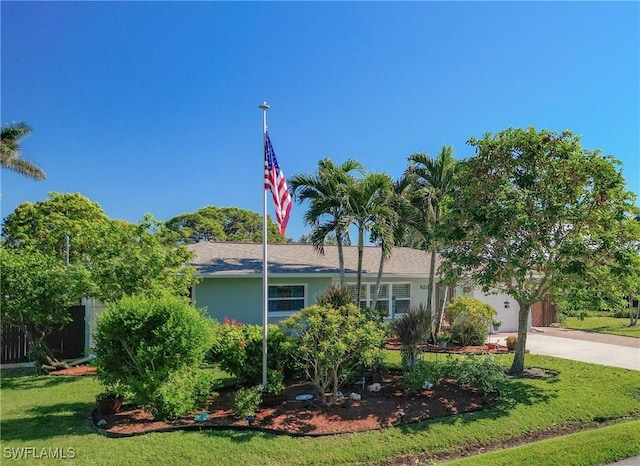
[1,353,639,465]
[563,316,640,338]
[443,420,640,465]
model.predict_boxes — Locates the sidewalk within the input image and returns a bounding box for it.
[531,327,640,348]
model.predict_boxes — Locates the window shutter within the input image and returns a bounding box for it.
[392,284,410,299]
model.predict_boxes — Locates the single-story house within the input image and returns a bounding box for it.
[185,241,526,332]
[3,242,546,367]
[78,242,550,357]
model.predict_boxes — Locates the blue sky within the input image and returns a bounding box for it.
[2,1,638,242]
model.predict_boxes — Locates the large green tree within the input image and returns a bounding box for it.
[2,193,196,303]
[406,146,459,335]
[165,206,289,244]
[1,193,198,368]
[2,192,111,261]
[1,121,46,180]
[88,215,197,302]
[289,158,364,286]
[441,128,638,374]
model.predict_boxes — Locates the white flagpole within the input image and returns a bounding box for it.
[259,101,270,388]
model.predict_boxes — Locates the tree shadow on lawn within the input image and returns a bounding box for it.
[1,374,84,391]
[397,376,557,435]
[499,376,558,406]
[198,428,270,444]
[1,402,96,441]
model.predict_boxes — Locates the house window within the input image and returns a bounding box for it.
[372,284,390,314]
[346,284,368,309]
[346,283,409,318]
[268,285,305,313]
[392,284,411,314]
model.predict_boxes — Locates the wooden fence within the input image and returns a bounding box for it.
[1,305,85,364]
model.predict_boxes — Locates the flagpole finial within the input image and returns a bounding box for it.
[259,101,270,110]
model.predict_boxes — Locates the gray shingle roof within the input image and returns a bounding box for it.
[186,242,440,277]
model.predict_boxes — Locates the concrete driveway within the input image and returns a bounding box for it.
[489,328,640,371]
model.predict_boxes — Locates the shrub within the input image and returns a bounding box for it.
[280,303,387,406]
[315,284,354,308]
[390,303,432,372]
[403,360,442,393]
[442,354,505,394]
[233,385,263,419]
[612,309,631,319]
[362,306,388,324]
[264,369,285,395]
[94,294,215,419]
[152,368,217,420]
[447,297,496,346]
[436,331,450,343]
[208,320,296,384]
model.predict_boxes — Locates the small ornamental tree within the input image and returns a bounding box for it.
[94,294,215,419]
[0,247,91,370]
[447,297,496,346]
[280,303,387,406]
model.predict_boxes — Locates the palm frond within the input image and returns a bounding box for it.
[1,121,45,181]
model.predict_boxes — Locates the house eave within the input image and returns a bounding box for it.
[196,272,431,279]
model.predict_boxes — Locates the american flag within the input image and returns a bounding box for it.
[264,131,292,236]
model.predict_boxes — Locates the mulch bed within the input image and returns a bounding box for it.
[385,337,512,354]
[91,371,500,437]
[57,343,516,438]
[51,365,97,376]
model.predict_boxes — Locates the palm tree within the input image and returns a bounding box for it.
[289,158,364,286]
[369,174,418,311]
[345,172,396,306]
[406,145,459,335]
[1,122,46,180]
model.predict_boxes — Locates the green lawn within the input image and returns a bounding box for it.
[563,316,640,338]
[1,354,639,465]
[444,420,640,466]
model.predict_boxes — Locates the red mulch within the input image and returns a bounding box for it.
[60,345,506,437]
[384,338,511,354]
[51,365,97,376]
[92,371,499,437]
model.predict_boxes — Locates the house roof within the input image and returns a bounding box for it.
[186,242,441,277]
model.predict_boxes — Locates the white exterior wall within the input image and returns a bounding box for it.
[82,297,108,355]
[468,290,528,333]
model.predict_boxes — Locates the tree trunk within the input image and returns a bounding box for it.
[23,328,70,372]
[337,229,346,287]
[428,251,441,335]
[509,301,531,375]
[629,294,639,327]
[355,228,365,307]
[371,253,385,311]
